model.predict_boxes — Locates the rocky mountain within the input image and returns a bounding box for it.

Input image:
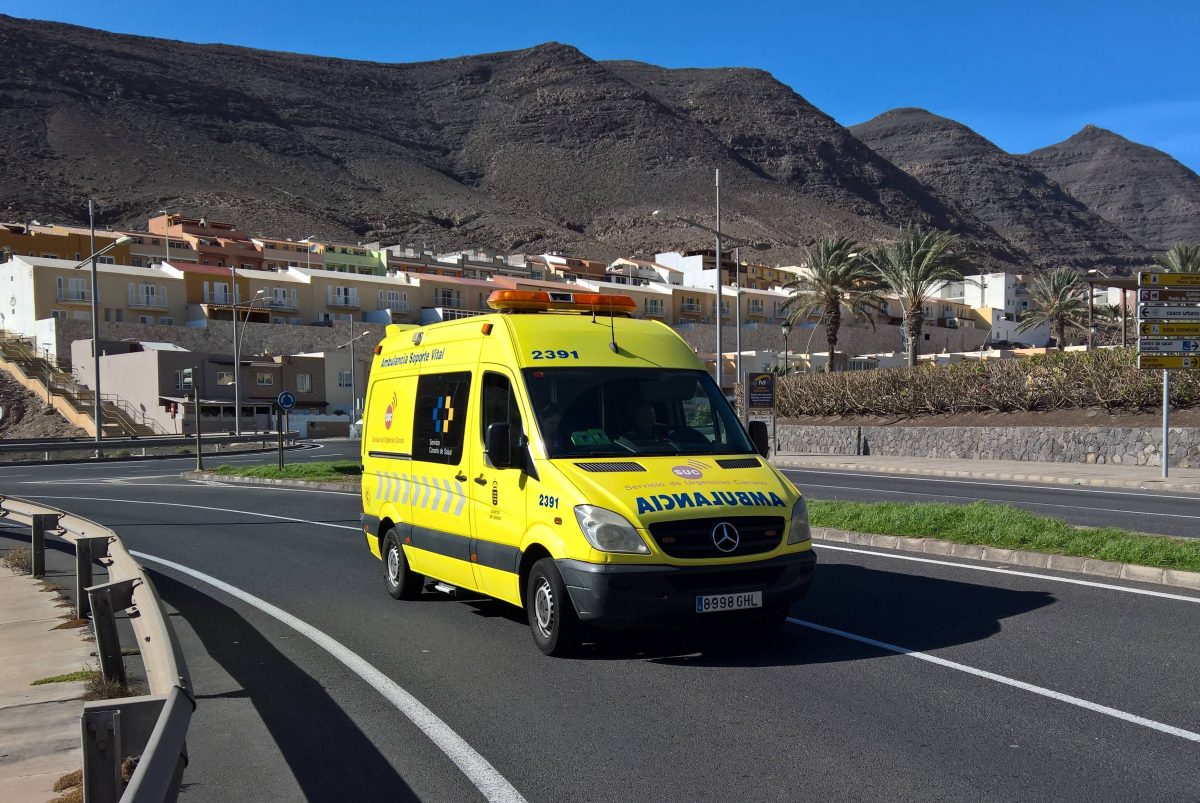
[0,14,1023,268]
[851,108,1148,270]
[1026,125,1200,251]
[0,14,1165,272]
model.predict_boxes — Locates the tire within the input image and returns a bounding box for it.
[526,558,582,656]
[382,529,424,601]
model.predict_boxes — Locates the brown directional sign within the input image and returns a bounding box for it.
[1139,272,1200,287]
[1140,322,1200,337]
[1138,355,1199,370]
[1139,288,1200,303]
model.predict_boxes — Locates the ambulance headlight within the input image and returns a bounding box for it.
[574,505,650,554]
[787,497,811,545]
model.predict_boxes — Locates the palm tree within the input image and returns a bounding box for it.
[780,236,881,371]
[1154,243,1200,273]
[863,225,972,367]
[1016,267,1088,349]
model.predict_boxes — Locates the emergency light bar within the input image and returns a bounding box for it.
[486,290,639,315]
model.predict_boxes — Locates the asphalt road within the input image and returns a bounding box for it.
[2,448,1198,801]
[782,467,1200,538]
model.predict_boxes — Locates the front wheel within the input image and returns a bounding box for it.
[526,558,582,656]
[382,529,424,600]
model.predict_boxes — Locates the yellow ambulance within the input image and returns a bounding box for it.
[360,290,816,655]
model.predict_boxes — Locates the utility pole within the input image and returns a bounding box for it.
[88,199,101,452]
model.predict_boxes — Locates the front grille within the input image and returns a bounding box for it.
[574,461,646,473]
[664,565,785,594]
[647,516,785,559]
[716,458,761,469]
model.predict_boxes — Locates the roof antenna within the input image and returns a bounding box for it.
[608,308,619,353]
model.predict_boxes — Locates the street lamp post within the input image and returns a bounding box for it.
[301,236,316,270]
[232,289,265,435]
[650,204,768,396]
[781,321,792,376]
[336,323,370,419]
[158,210,171,265]
[72,217,131,448]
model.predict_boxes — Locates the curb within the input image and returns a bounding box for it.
[183,472,1200,593]
[773,457,1200,494]
[181,471,358,492]
[815,527,1200,592]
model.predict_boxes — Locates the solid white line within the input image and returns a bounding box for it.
[21,496,361,531]
[796,481,1200,521]
[781,466,1200,502]
[786,617,1200,743]
[131,551,527,803]
[815,543,1200,604]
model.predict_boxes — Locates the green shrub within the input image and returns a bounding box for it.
[778,348,1198,417]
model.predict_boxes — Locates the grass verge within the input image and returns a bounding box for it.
[208,460,362,482]
[808,499,1200,573]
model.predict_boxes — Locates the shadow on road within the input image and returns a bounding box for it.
[149,570,420,802]
[561,562,1053,666]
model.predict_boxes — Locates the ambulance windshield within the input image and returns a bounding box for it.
[523,368,755,458]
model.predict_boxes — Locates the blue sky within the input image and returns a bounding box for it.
[4,0,1198,171]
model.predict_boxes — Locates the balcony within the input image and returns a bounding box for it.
[433,296,463,309]
[128,290,168,309]
[378,300,411,312]
[645,305,665,318]
[203,290,239,305]
[748,303,766,315]
[56,288,91,303]
[262,296,298,311]
[680,302,703,314]
[326,293,360,309]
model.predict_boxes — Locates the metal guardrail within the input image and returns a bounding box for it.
[0,431,299,456]
[1,496,193,802]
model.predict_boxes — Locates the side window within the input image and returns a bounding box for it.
[412,372,471,465]
[480,372,522,442]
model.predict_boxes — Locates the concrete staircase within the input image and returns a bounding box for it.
[0,332,162,438]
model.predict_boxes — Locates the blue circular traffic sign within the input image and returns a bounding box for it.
[277,391,297,411]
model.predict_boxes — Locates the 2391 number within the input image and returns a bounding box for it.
[531,349,579,360]
[538,494,559,509]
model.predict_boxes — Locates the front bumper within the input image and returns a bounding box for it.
[557,549,816,630]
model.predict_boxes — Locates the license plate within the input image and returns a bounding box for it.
[695,591,762,613]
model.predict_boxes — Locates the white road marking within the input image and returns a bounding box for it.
[787,617,1200,744]
[781,466,1200,502]
[796,480,1200,522]
[21,496,361,531]
[131,551,527,803]
[816,543,1200,604]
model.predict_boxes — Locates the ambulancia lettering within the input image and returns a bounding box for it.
[635,490,787,515]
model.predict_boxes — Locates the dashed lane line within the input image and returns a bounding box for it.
[787,617,1200,744]
[131,551,527,803]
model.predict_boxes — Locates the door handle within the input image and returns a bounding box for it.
[455,471,467,482]
[474,474,487,486]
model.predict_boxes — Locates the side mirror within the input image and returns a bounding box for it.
[748,420,770,458]
[485,423,517,469]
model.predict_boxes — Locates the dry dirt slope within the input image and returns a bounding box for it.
[0,371,86,440]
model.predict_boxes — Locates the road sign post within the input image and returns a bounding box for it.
[1136,271,1200,478]
[275,391,295,470]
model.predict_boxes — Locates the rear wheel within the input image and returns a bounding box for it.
[526,558,582,656]
[382,529,424,600]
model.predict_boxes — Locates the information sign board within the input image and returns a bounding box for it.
[1139,322,1200,338]
[1137,339,1200,354]
[1138,305,1200,321]
[1139,272,1200,287]
[1138,355,1198,370]
[1139,288,1200,303]
[746,373,775,409]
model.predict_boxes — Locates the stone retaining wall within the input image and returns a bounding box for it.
[778,423,1200,468]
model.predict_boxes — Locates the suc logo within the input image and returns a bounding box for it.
[672,465,703,479]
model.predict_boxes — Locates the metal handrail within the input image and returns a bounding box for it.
[0,430,299,455]
[0,496,192,802]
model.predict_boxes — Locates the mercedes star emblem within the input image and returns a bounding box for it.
[711,521,740,553]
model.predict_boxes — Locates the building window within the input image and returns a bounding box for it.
[132,257,144,267]
[174,370,191,391]
[158,316,174,325]
[337,370,352,388]
[257,372,275,386]
[51,309,67,320]
[216,371,234,386]
[297,374,312,393]
[138,315,153,324]
[98,256,116,264]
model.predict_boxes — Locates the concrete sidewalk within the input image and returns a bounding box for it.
[773,453,1200,494]
[0,564,90,802]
